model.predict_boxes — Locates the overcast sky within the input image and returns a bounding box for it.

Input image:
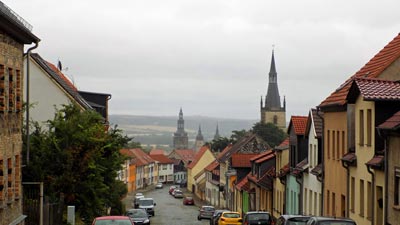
[5,0,400,120]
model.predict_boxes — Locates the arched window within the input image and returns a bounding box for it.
[273,115,278,125]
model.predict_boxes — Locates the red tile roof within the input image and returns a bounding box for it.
[217,144,233,161]
[126,148,155,166]
[320,33,400,107]
[187,146,211,169]
[247,167,275,190]
[352,78,400,101]
[149,149,165,155]
[289,116,308,135]
[120,149,135,158]
[366,155,384,169]
[378,111,400,130]
[279,164,290,177]
[236,175,251,191]
[46,61,78,92]
[149,154,174,164]
[249,150,275,164]
[173,149,196,164]
[231,153,259,168]
[205,160,219,172]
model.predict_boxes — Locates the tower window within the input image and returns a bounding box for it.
[273,115,278,125]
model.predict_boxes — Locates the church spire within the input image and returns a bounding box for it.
[265,49,281,109]
[173,108,188,149]
[214,123,220,140]
[196,125,204,141]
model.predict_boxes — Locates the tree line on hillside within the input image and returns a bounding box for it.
[209,122,287,152]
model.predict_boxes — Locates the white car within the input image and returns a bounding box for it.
[155,182,163,189]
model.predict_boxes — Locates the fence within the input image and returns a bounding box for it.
[23,182,64,225]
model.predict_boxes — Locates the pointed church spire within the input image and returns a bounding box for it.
[173,108,188,149]
[179,107,183,119]
[214,123,220,140]
[265,49,281,109]
[196,125,204,141]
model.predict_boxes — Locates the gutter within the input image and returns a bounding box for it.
[316,107,324,216]
[25,41,39,165]
[341,160,350,218]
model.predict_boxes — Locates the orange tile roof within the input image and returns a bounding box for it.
[320,33,400,108]
[149,149,165,155]
[352,78,400,101]
[236,174,251,191]
[187,146,210,169]
[46,61,78,91]
[205,160,219,172]
[174,149,196,164]
[120,149,135,158]
[149,154,174,164]
[250,149,274,162]
[231,153,259,168]
[128,148,155,166]
[378,111,400,130]
[289,116,308,135]
[217,144,233,161]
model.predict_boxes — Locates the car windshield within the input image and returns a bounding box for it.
[94,220,132,225]
[139,199,153,206]
[248,213,270,221]
[126,210,147,218]
[202,206,215,211]
[223,213,240,218]
[287,217,309,225]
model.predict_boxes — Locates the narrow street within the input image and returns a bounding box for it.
[123,186,210,225]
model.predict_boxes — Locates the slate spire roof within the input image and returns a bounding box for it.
[196,125,204,141]
[265,50,282,110]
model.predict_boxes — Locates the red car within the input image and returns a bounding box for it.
[183,196,194,205]
[92,216,134,225]
[169,185,177,195]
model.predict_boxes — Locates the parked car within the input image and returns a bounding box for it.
[133,194,145,208]
[174,190,184,198]
[169,186,177,195]
[306,216,356,225]
[126,208,151,225]
[172,189,181,197]
[183,196,194,205]
[155,182,163,189]
[210,209,230,225]
[218,211,242,225]
[138,197,157,216]
[198,205,216,220]
[242,211,273,225]
[276,215,310,225]
[91,216,134,225]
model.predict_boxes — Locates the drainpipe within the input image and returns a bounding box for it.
[377,128,388,225]
[295,173,303,215]
[366,164,375,225]
[342,160,350,218]
[316,107,324,216]
[25,41,39,165]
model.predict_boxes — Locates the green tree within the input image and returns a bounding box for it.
[210,137,231,152]
[23,104,130,222]
[251,122,287,147]
[230,129,248,143]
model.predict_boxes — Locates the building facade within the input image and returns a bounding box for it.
[0,2,40,224]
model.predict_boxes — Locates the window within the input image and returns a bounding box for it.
[0,159,3,202]
[367,181,372,219]
[305,188,308,213]
[309,144,313,168]
[327,190,330,215]
[336,131,340,159]
[162,164,167,170]
[273,115,278,125]
[7,158,13,200]
[360,179,364,216]
[0,65,4,112]
[327,130,330,159]
[8,68,14,112]
[367,109,372,146]
[351,177,355,212]
[359,110,364,145]
[314,192,318,215]
[395,168,400,205]
[342,131,345,157]
[332,192,336,217]
[332,131,336,159]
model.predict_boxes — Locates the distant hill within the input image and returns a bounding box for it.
[109,114,257,149]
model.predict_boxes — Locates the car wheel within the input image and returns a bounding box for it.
[198,216,201,221]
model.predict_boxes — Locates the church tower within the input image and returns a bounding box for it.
[173,108,189,149]
[213,124,220,140]
[260,50,286,130]
[193,125,205,151]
